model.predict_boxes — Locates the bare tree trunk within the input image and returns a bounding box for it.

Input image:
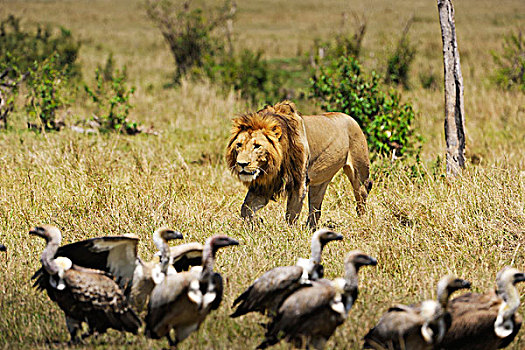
[437,0,466,176]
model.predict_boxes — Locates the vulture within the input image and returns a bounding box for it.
[363,274,471,350]
[257,250,377,350]
[231,228,343,318]
[145,235,239,347]
[30,225,202,312]
[30,225,142,343]
[437,267,525,350]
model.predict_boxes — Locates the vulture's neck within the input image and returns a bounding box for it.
[41,242,60,275]
[201,245,215,282]
[437,285,450,309]
[344,263,359,302]
[153,234,170,275]
[310,236,323,265]
[499,282,521,321]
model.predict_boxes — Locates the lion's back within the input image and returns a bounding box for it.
[302,112,369,185]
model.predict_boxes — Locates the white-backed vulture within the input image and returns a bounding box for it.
[30,225,142,344]
[130,241,204,311]
[257,250,377,350]
[363,275,471,350]
[30,226,199,313]
[437,267,525,350]
[231,228,343,318]
[145,235,239,347]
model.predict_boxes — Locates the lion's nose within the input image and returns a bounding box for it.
[237,161,249,168]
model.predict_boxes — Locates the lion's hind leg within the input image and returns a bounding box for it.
[343,164,369,216]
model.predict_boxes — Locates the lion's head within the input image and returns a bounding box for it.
[226,101,308,197]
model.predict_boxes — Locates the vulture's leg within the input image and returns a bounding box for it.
[65,316,83,344]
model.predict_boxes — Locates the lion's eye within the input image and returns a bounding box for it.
[236,142,243,149]
[253,144,261,149]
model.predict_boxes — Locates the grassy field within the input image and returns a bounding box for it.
[0,0,524,349]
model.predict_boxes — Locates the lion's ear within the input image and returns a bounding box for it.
[272,125,282,140]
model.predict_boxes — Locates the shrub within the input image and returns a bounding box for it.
[385,20,416,89]
[25,54,67,132]
[309,14,366,68]
[203,49,284,104]
[145,0,233,82]
[491,30,525,91]
[0,56,26,129]
[84,57,137,134]
[310,56,421,158]
[0,15,81,80]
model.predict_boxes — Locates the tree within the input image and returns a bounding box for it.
[437,0,466,176]
[145,0,234,82]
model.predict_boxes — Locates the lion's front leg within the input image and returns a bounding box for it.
[286,182,307,225]
[241,190,269,221]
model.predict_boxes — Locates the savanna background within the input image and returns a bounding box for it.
[0,0,524,349]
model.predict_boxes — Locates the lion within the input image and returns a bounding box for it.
[226,101,371,228]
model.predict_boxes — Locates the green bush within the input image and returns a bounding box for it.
[309,18,366,68]
[0,15,81,80]
[0,56,25,129]
[310,56,421,158]
[25,54,67,132]
[385,25,416,89]
[203,49,284,104]
[84,58,137,134]
[491,30,525,91]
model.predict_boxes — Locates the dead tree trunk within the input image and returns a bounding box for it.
[437,0,466,176]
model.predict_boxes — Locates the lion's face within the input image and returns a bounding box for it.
[229,129,281,183]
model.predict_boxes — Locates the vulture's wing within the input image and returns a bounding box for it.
[271,282,336,335]
[441,291,521,349]
[63,267,141,334]
[169,242,204,272]
[231,265,304,317]
[363,304,424,348]
[210,272,224,311]
[55,235,139,287]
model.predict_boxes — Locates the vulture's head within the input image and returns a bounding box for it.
[155,227,183,242]
[345,250,377,270]
[0,243,6,252]
[438,275,471,295]
[436,275,470,307]
[153,227,183,251]
[29,225,62,245]
[208,235,239,250]
[312,228,343,247]
[497,267,525,291]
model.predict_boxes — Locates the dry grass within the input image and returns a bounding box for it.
[0,0,524,349]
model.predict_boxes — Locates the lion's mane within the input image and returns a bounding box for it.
[226,101,308,199]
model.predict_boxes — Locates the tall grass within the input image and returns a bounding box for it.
[0,0,524,349]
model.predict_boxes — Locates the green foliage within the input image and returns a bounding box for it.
[145,0,233,82]
[0,56,25,129]
[385,24,416,89]
[310,17,366,67]
[0,14,81,80]
[25,54,67,132]
[419,69,439,90]
[203,49,284,104]
[491,30,525,91]
[84,58,137,133]
[310,56,421,158]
